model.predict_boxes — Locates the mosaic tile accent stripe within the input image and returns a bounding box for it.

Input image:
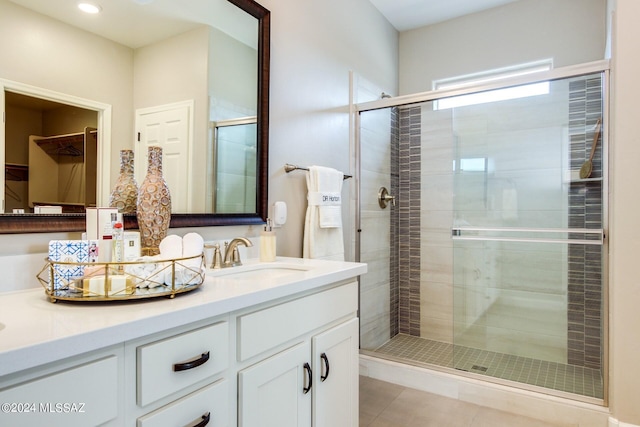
[567,75,604,370]
[395,106,422,336]
[390,107,400,337]
[376,334,603,399]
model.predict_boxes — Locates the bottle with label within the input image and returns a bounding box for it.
[260,218,276,262]
[112,222,124,270]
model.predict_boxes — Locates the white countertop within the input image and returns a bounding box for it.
[0,257,366,377]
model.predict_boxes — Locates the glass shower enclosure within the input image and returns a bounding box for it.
[357,63,607,402]
[208,118,257,213]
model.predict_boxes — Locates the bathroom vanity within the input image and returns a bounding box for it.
[0,257,366,427]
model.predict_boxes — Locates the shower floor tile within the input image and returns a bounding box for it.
[374,334,603,399]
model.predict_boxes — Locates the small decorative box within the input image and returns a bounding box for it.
[124,231,141,261]
[48,240,89,289]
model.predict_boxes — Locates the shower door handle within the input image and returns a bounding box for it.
[378,187,396,209]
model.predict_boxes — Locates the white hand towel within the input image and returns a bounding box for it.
[307,191,342,228]
[306,166,343,228]
[303,165,344,261]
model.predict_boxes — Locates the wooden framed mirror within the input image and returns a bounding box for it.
[0,0,269,233]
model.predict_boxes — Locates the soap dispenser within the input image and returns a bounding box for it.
[260,218,276,262]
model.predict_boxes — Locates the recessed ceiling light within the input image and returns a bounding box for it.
[78,3,102,14]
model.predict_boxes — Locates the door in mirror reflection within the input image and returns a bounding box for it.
[135,101,193,213]
[210,118,257,213]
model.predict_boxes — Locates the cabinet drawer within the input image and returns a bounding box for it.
[0,356,118,427]
[137,379,228,427]
[238,281,357,361]
[137,322,228,407]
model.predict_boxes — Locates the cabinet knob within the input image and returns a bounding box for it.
[173,351,210,372]
[303,362,313,394]
[320,352,330,382]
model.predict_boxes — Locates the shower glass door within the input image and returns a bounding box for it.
[450,72,605,399]
[357,69,606,401]
[209,119,257,213]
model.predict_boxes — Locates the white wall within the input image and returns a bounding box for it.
[609,0,640,424]
[209,26,258,119]
[399,0,606,95]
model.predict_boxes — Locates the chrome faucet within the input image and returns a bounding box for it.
[222,237,253,267]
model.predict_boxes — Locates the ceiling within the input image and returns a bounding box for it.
[8,0,522,49]
[8,0,257,49]
[368,0,522,31]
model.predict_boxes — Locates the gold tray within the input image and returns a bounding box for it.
[37,253,205,303]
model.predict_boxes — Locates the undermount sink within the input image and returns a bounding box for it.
[207,262,314,281]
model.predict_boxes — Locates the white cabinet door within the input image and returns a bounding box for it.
[312,318,359,427]
[238,341,312,427]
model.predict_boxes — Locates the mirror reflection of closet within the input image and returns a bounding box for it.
[4,91,98,213]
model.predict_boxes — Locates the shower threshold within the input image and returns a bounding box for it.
[372,334,603,400]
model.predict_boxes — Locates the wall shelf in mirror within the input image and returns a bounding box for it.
[5,164,28,182]
[32,129,97,157]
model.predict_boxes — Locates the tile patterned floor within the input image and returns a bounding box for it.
[374,334,603,399]
[359,376,574,427]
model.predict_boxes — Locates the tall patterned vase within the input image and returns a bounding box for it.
[109,149,138,214]
[136,146,171,253]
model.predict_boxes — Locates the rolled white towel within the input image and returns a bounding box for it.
[124,255,163,288]
[159,234,183,258]
[183,233,204,265]
[159,235,183,285]
[144,260,166,288]
[181,232,205,285]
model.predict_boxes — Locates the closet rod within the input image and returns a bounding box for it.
[284,163,352,180]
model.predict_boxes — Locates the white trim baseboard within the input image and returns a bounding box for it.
[609,417,640,427]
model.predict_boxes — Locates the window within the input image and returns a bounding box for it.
[433,59,552,110]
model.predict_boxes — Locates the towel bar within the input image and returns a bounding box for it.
[284,163,352,179]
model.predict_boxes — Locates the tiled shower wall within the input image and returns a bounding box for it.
[389,108,399,337]
[567,75,604,370]
[392,106,422,337]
